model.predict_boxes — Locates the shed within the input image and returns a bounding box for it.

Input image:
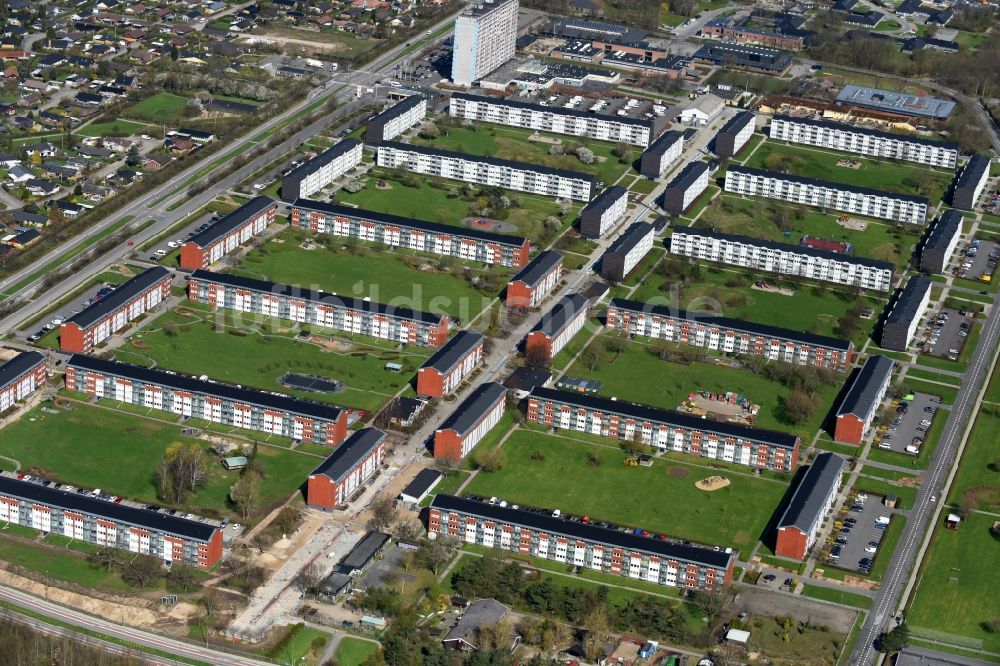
[222,456,248,471]
[946,513,961,530]
[384,362,402,372]
[883,495,898,508]
[725,628,750,645]
[399,468,442,506]
[360,615,387,630]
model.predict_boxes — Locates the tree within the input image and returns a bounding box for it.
[157,442,209,504]
[87,547,123,573]
[122,554,163,588]
[575,147,594,164]
[294,563,325,596]
[170,43,179,61]
[167,564,201,592]
[476,447,507,472]
[368,495,396,531]
[782,389,817,425]
[126,144,141,167]
[391,520,424,544]
[413,538,458,575]
[876,624,911,653]
[582,607,611,660]
[691,588,734,622]
[229,469,262,521]
[582,346,602,371]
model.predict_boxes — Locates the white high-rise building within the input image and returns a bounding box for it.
[451,0,519,87]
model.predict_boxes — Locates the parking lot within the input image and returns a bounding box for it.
[954,238,998,283]
[144,213,218,261]
[826,492,896,575]
[920,307,974,359]
[873,392,940,455]
[23,282,120,343]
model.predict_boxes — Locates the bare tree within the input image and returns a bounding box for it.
[294,563,325,596]
[368,495,396,531]
[391,520,424,544]
[122,554,163,588]
[230,469,262,521]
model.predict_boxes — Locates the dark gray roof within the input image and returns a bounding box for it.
[0,474,217,542]
[432,494,734,568]
[719,111,755,136]
[367,94,424,127]
[0,351,45,391]
[644,130,683,158]
[67,354,345,424]
[185,196,275,249]
[419,331,484,374]
[692,43,793,72]
[885,275,931,327]
[510,250,563,288]
[502,366,552,391]
[729,166,930,206]
[772,114,958,150]
[377,141,596,185]
[530,293,589,338]
[400,468,442,501]
[310,428,385,481]
[283,139,361,183]
[582,185,627,216]
[609,298,852,351]
[338,531,390,571]
[955,155,990,191]
[437,382,506,436]
[665,161,709,192]
[291,199,527,248]
[189,270,444,325]
[444,598,508,646]
[836,355,895,420]
[923,209,963,254]
[671,225,896,272]
[64,267,171,330]
[529,386,800,449]
[605,222,653,256]
[776,452,847,533]
[450,91,653,130]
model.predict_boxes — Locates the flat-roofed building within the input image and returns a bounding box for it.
[399,469,442,507]
[919,209,963,274]
[281,139,363,200]
[775,453,847,560]
[506,250,563,308]
[639,131,684,179]
[714,111,755,159]
[579,186,628,239]
[879,276,931,351]
[525,293,589,363]
[836,84,955,120]
[179,196,277,270]
[600,222,654,282]
[365,95,427,144]
[0,351,47,412]
[833,355,895,445]
[307,428,387,509]
[952,155,991,210]
[451,0,519,87]
[691,43,793,75]
[662,162,709,215]
[434,382,507,460]
[416,331,486,397]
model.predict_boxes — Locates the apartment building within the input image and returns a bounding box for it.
[434,382,507,460]
[449,92,665,148]
[365,95,427,144]
[601,222,654,282]
[506,250,563,308]
[669,226,896,292]
[59,267,172,353]
[306,428,387,509]
[834,355,895,445]
[0,351,47,412]
[179,196,277,270]
[919,209,963,274]
[607,298,854,371]
[65,355,348,446]
[579,186,628,239]
[725,166,929,225]
[428,494,735,592]
[451,0,519,87]
[662,162,710,215]
[952,155,991,210]
[639,131,684,179]
[714,111,755,159]
[291,200,530,268]
[187,270,449,348]
[376,142,596,202]
[526,387,800,471]
[525,293,589,363]
[416,331,486,398]
[769,115,959,168]
[280,139,363,200]
[774,453,847,560]
[879,275,931,351]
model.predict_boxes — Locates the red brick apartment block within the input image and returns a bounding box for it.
[434,382,507,461]
[506,250,563,309]
[416,331,485,398]
[833,355,895,445]
[524,293,589,364]
[179,196,276,270]
[307,428,386,509]
[775,453,846,560]
[0,351,46,411]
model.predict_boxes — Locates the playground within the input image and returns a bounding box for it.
[679,390,761,427]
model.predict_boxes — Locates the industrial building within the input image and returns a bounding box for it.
[451,0,519,87]
[607,298,854,371]
[579,186,628,239]
[725,166,929,225]
[833,355,895,445]
[669,226,896,292]
[600,222,654,282]
[280,139,363,200]
[880,275,931,351]
[187,270,449,348]
[525,293,590,363]
[291,200,530,268]
[416,331,486,398]
[306,428,387,509]
[428,494,735,592]
[662,162,710,215]
[365,95,427,144]
[639,131,684,179]
[0,351,47,412]
[506,250,564,308]
[434,382,507,460]
[691,43,793,75]
[375,141,596,202]
[59,267,172,353]
[952,155,991,211]
[835,85,955,120]
[774,453,847,560]
[920,209,963,274]
[714,111,756,159]
[179,196,277,270]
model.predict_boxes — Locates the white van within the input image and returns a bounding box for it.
[875,516,891,525]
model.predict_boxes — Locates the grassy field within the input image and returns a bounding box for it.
[113,303,431,414]
[463,428,789,549]
[987,361,1000,404]
[564,333,840,441]
[123,92,189,123]
[234,230,497,322]
[946,407,1000,510]
[75,119,151,138]
[0,533,132,592]
[0,401,318,519]
[801,584,873,609]
[908,513,1000,652]
[852,476,918,509]
[333,637,380,666]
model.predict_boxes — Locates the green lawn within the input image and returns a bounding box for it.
[946,407,1000,510]
[564,333,840,441]
[75,119,151,138]
[987,360,1000,404]
[0,401,318,519]
[0,533,132,592]
[334,637,380,666]
[908,513,1000,652]
[463,428,789,550]
[801,584,873,609]
[123,92,190,123]
[852,476,917,509]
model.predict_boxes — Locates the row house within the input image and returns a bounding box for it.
[291,199,530,268]
[179,196,277,270]
[434,382,507,460]
[0,474,223,569]
[0,351,47,412]
[526,387,801,471]
[662,162,709,215]
[416,331,486,398]
[187,270,449,348]
[306,428,387,509]
[919,209,963,274]
[607,298,854,371]
[833,355,895,445]
[769,115,958,169]
[506,250,564,309]
[60,267,172,353]
[375,141,597,202]
[669,226,896,292]
[639,130,685,179]
[952,155,991,211]
[428,494,735,592]
[775,453,847,560]
[600,222,654,282]
[365,94,427,144]
[725,166,929,225]
[280,139,363,200]
[714,111,755,159]
[879,275,931,351]
[65,355,348,446]
[579,186,628,239]
[448,92,667,148]
[525,293,590,364]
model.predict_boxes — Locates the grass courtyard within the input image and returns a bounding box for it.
[123,91,190,123]
[463,427,789,549]
[75,119,152,138]
[947,406,1000,512]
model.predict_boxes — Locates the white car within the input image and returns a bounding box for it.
[167,241,179,248]
[141,134,153,140]
[856,493,868,502]
[930,495,937,503]
[864,545,878,553]
[50,318,64,326]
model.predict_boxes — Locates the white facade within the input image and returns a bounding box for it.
[580,186,628,238]
[291,141,363,199]
[669,227,895,291]
[678,166,709,211]
[458,398,504,459]
[451,0,519,87]
[369,97,427,143]
[725,167,928,225]
[645,133,684,176]
[720,114,754,156]
[770,116,959,169]
[616,226,654,278]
